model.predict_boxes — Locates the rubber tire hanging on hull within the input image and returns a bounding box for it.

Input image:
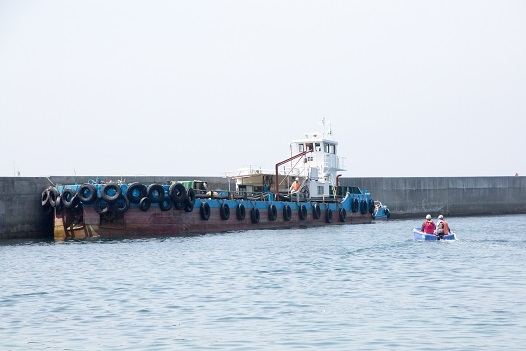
[184,188,196,212]
[54,196,63,216]
[200,202,211,220]
[48,187,59,208]
[236,203,246,220]
[339,208,347,222]
[268,204,277,221]
[250,208,260,224]
[159,197,173,211]
[169,183,186,205]
[147,183,165,203]
[325,208,333,223]
[61,188,77,208]
[94,197,111,214]
[368,199,375,214]
[283,205,292,221]
[360,200,368,215]
[312,203,321,219]
[299,204,307,220]
[102,184,122,203]
[41,188,50,207]
[114,194,130,213]
[139,197,151,212]
[183,202,194,212]
[126,183,147,204]
[42,186,58,208]
[77,183,97,204]
[220,203,230,220]
[351,198,359,213]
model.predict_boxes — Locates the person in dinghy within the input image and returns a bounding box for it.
[435,214,451,239]
[421,214,436,234]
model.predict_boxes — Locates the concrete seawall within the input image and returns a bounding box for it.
[1,175,525,240]
[341,176,526,217]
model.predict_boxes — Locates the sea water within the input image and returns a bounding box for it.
[1,215,525,350]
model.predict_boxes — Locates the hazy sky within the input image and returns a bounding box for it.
[1,1,524,178]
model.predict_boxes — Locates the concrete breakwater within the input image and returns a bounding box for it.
[1,175,525,240]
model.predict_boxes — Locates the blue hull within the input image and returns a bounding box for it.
[413,228,457,241]
[373,207,390,219]
[372,201,390,219]
[43,181,375,240]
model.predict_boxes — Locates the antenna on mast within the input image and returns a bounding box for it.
[321,117,332,136]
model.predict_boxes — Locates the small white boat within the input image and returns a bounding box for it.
[413,228,457,241]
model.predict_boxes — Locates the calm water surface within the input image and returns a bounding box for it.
[2,215,526,350]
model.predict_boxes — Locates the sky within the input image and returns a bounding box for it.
[1,0,525,178]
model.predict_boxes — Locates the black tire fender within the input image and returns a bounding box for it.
[147,183,165,203]
[339,208,347,222]
[220,203,230,220]
[299,204,307,220]
[325,208,333,223]
[77,183,97,204]
[351,198,359,213]
[48,187,59,208]
[268,204,277,221]
[55,196,63,215]
[94,197,111,214]
[312,203,321,219]
[61,188,77,208]
[250,208,260,224]
[126,182,147,204]
[102,183,122,203]
[236,203,246,220]
[200,202,211,220]
[185,188,196,208]
[183,201,194,212]
[114,194,131,213]
[159,196,173,211]
[360,200,368,215]
[283,204,292,221]
[139,197,151,212]
[41,188,50,207]
[169,183,187,205]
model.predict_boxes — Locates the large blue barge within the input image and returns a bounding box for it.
[41,121,377,239]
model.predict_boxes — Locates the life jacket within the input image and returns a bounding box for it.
[436,221,444,234]
[442,221,450,234]
[423,220,436,234]
[292,181,300,191]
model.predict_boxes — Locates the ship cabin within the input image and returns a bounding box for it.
[226,130,347,202]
